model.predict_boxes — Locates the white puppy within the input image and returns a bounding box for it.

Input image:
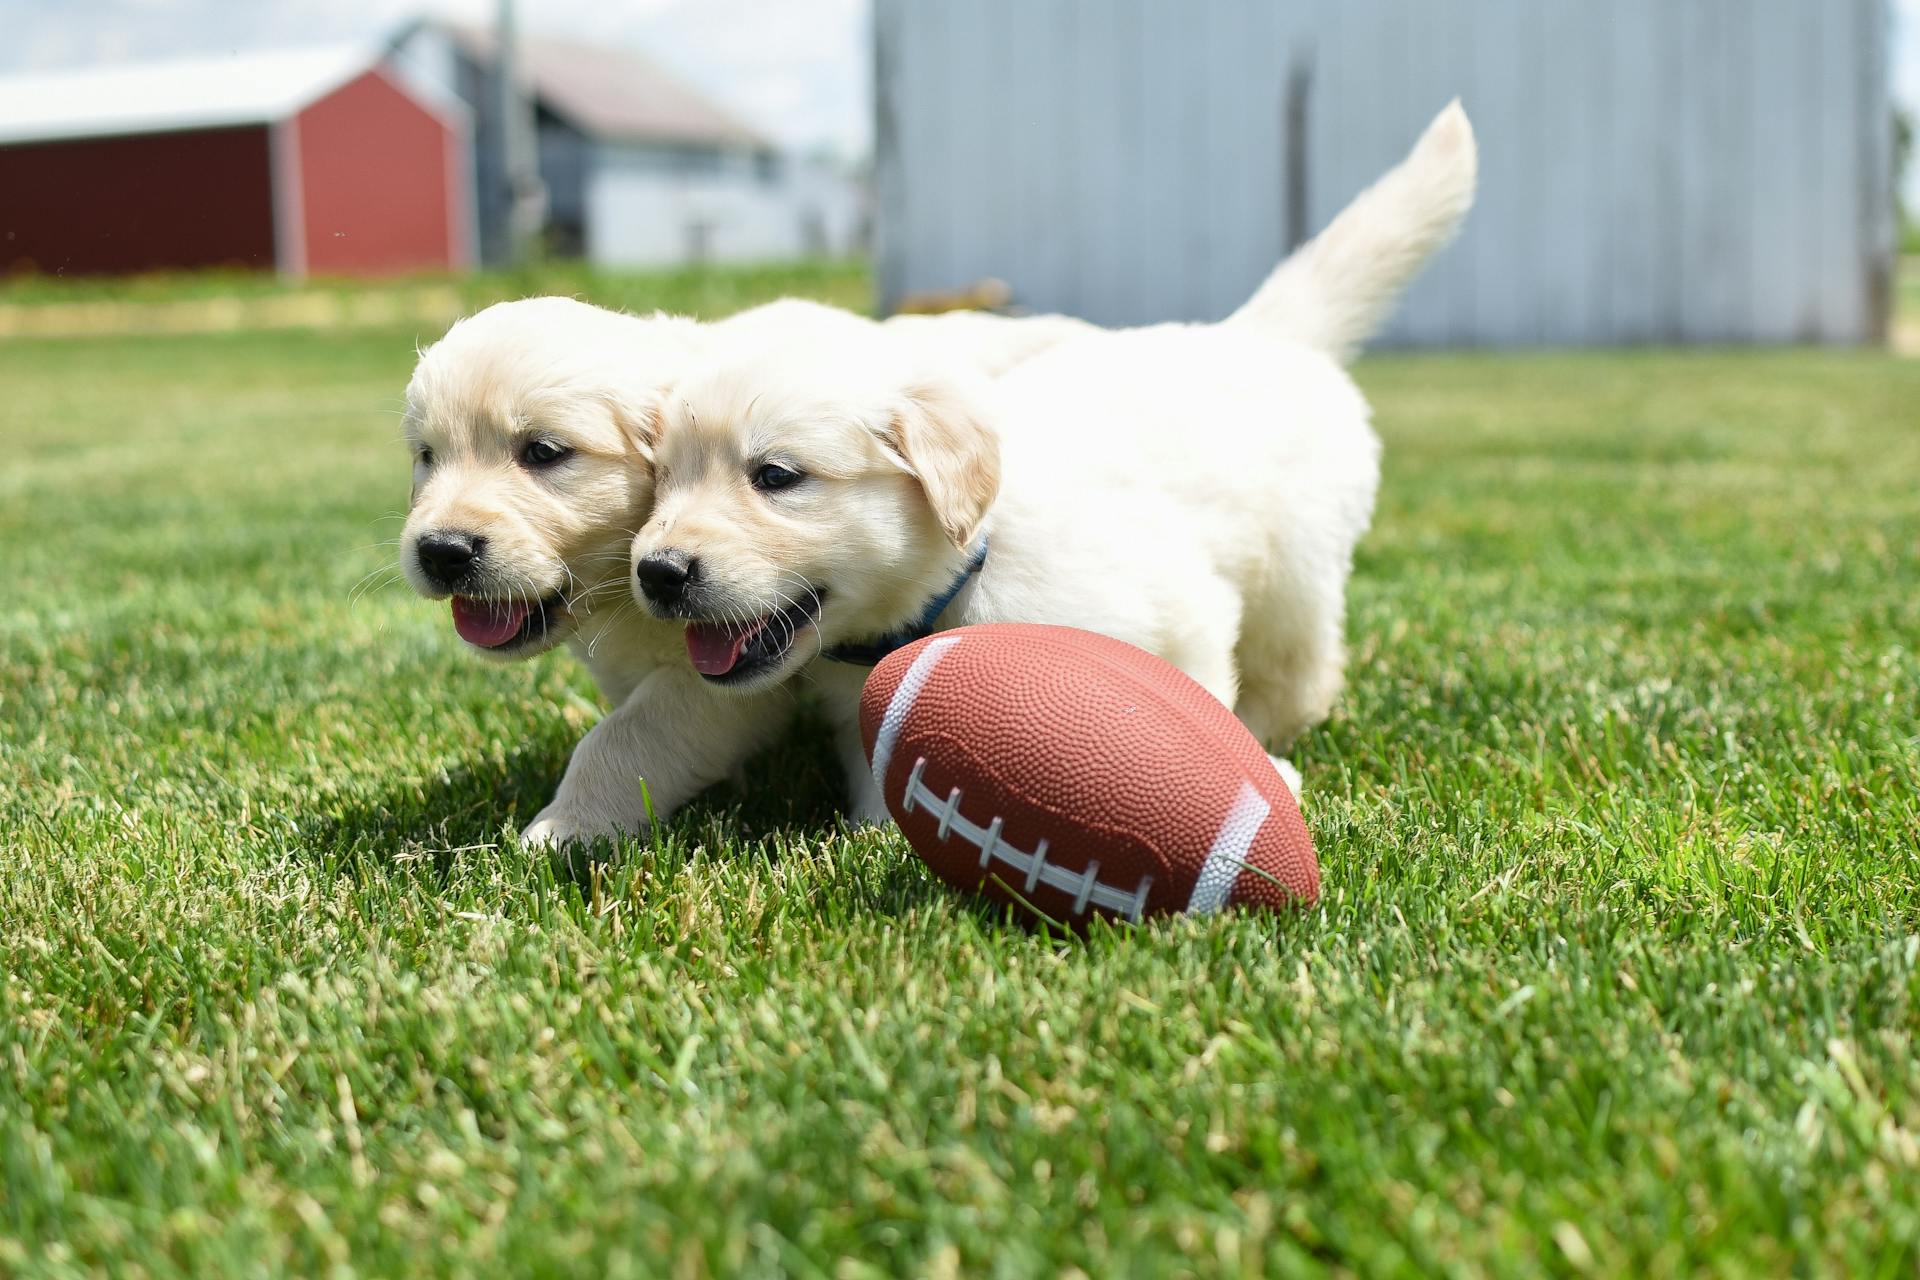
[400,294,1090,839]
[610,103,1477,837]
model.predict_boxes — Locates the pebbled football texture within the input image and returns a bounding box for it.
[860,623,1317,924]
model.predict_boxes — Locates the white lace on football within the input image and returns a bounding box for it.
[902,755,1154,920]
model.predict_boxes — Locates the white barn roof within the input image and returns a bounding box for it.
[0,46,380,147]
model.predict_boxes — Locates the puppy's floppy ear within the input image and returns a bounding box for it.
[881,380,1002,549]
[606,392,664,461]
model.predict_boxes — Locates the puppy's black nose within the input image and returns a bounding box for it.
[636,549,697,606]
[416,530,485,587]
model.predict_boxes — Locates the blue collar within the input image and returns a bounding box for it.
[824,538,988,666]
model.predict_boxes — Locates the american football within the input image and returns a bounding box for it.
[859,623,1319,924]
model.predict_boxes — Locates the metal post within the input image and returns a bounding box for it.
[495,0,546,265]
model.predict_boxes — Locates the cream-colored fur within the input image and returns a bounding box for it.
[404,102,1474,847]
[607,102,1477,840]
[400,295,1090,841]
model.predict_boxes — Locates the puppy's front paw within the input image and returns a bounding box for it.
[518,813,575,850]
[847,804,894,830]
[520,807,633,850]
[1268,755,1303,800]
[846,778,894,828]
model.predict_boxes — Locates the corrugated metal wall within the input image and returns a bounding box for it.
[875,0,1895,346]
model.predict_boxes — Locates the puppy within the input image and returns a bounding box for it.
[399,294,1092,841]
[620,103,1478,832]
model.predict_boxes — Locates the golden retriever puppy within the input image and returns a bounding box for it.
[607,103,1477,837]
[399,295,1092,841]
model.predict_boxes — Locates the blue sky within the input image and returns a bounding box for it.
[1,0,1916,205]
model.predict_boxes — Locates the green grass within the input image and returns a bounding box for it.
[0,257,871,321]
[3,270,1919,1278]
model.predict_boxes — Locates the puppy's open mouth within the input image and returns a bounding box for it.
[684,591,824,684]
[449,592,566,651]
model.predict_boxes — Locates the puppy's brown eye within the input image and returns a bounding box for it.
[521,438,572,468]
[415,446,434,467]
[753,462,805,493]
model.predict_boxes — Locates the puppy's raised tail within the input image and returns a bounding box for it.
[1229,100,1477,362]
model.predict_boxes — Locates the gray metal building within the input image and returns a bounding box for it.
[875,0,1896,346]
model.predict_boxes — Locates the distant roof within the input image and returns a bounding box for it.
[0,45,385,147]
[440,24,770,151]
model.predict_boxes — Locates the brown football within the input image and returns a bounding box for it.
[859,623,1318,924]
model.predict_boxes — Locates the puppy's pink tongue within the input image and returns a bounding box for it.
[685,618,766,676]
[451,598,530,648]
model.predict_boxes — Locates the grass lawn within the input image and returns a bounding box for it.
[1900,257,1920,347]
[0,258,873,316]
[3,267,1919,1277]
[0,260,873,341]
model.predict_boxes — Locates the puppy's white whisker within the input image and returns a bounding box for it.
[348,564,407,603]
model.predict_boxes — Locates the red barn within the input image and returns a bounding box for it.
[0,47,472,278]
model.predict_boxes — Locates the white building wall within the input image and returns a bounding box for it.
[587,144,863,267]
[385,26,461,103]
